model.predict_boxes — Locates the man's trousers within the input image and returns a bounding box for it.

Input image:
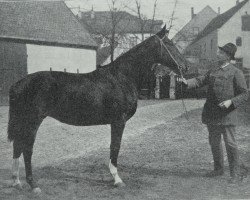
[207,124,239,177]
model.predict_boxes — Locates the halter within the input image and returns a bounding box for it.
[154,34,184,78]
[154,34,189,120]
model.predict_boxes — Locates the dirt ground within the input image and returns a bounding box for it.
[0,99,250,200]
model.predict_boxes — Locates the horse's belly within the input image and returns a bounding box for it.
[46,91,138,126]
[48,109,111,126]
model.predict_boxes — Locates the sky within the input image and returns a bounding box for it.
[65,0,241,38]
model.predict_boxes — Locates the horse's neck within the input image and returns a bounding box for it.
[115,56,153,89]
[102,43,155,88]
[117,50,153,74]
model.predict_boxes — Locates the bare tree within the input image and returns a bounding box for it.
[100,0,134,63]
[134,0,146,41]
[149,0,158,36]
[80,0,131,64]
[168,0,178,34]
[124,0,159,41]
[108,0,121,62]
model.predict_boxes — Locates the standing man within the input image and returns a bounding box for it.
[182,43,249,183]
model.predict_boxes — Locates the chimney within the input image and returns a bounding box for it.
[191,7,195,19]
[236,0,240,5]
[91,5,95,19]
[218,7,220,14]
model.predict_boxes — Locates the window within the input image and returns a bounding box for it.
[236,37,242,46]
[204,43,206,53]
[242,15,250,31]
[193,27,199,35]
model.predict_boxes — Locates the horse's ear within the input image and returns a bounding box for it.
[156,25,167,38]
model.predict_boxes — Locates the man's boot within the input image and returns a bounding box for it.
[227,145,242,183]
[205,143,224,177]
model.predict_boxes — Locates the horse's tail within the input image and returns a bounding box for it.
[7,78,31,142]
[7,72,50,142]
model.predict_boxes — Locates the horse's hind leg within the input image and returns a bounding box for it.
[10,115,43,193]
[12,139,23,189]
[109,117,126,187]
[23,118,42,194]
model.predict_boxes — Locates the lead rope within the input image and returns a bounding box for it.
[155,35,189,120]
[178,66,189,121]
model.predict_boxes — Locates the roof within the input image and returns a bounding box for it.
[192,0,249,44]
[172,6,217,41]
[0,1,97,49]
[80,11,163,35]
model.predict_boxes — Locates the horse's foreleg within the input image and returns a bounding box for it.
[109,119,126,187]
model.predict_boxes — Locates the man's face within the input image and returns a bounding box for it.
[216,48,229,62]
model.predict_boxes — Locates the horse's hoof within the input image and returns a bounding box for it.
[32,187,42,195]
[114,182,126,188]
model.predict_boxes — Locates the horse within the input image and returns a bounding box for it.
[7,25,187,194]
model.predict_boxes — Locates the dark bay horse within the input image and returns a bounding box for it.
[7,26,187,193]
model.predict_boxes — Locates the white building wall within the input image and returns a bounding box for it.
[242,31,250,68]
[218,1,250,69]
[27,44,96,74]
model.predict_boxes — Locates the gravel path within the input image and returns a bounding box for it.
[0,99,204,170]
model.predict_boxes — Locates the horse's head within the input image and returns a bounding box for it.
[150,25,188,76]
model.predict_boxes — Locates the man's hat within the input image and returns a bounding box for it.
[218,43,237,60]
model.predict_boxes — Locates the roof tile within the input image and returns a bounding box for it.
[0,1,97,49]
[80,11,163,34]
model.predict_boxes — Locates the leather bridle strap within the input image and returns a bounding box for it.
[154,34,189,120]
[154,35,184,79]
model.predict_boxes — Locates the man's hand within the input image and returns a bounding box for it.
[218,100,232,109]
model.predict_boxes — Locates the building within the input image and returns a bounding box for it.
[185,0,250,88]
[0,1,97,104]
[78,9,163,65]
[172,6,218,54]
